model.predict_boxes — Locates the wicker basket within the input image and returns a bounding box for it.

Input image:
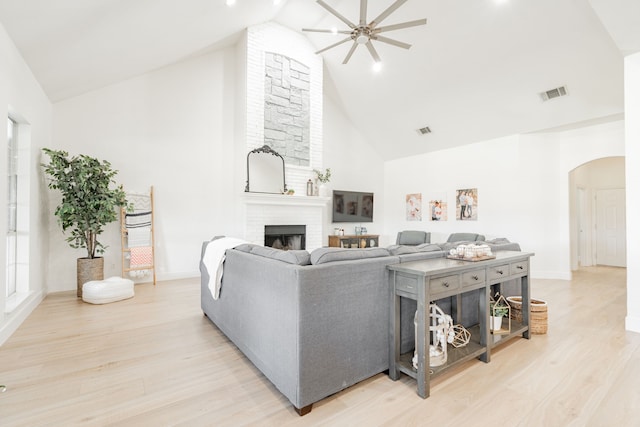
[506,296,548,334]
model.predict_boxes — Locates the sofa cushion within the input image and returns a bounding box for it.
[388,243,442,255]
[235,243,257,253]
[249,246,311,265]
[396,230,431,245]
[447,233,485,243]
[310,247,391,265]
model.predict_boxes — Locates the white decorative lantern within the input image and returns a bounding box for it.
[413,304,455,369]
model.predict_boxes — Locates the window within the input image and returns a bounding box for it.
[6,117,17,298]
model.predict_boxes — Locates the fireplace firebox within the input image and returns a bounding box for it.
[264,225,306,250]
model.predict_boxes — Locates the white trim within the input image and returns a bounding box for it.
[0,291,43,346]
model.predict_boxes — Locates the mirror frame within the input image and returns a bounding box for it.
[244,144,288,194]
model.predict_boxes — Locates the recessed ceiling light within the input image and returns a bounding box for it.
[331,27,338,35]
[274,0,282,5]
[373,62,382,73]
[226,0,236,6]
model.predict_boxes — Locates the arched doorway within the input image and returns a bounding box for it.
[569,156,626,270]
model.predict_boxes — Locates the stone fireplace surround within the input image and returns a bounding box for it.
[244,193,330,251]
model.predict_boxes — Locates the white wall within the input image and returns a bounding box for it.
[49,32,386,292]
[383,120,624,280]
[625,52,640,333]
[0,23,52,344]
[323,93,385,241]
[51,48,238,291]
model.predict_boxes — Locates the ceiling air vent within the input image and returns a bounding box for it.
[416,126,432,135]
[540,85,568,101]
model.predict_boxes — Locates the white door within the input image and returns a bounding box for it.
[596,189,626,267]
[577,187,589,266]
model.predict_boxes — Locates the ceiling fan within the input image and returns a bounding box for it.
[302,0,427,65]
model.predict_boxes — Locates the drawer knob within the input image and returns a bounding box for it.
[497,270,503,275]
[472,275,479,280]
[516,265,524,270]
[442,282,449,287]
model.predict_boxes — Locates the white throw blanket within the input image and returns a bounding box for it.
[202,237,247,300]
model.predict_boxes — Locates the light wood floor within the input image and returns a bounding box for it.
[1,266,639,426]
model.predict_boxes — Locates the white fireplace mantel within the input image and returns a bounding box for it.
[243,192,330,250]
[243,192,330,207]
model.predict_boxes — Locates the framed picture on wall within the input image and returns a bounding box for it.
[406,193,422,221]
[429,199,447,221]
[456,188,478,221]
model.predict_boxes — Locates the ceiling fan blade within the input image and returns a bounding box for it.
[316,37,352,54]
[359,0,368,26]
[302,28,352,34]
[369,0,409,28]
[317,0,357,29]
[342,41,359,64]
[376,18,427,33]
[373,35,411,49]
[365,41,382,63]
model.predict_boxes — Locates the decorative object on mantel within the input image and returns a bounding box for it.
[507,296,548,334]
[245,144,287,194]
[313,168,331,197]
[490,294,511,334]
[306,179,314,196]
[413,303,455,369]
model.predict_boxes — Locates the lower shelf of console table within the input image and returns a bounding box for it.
[395,320,528,380]
[388,251,534,398]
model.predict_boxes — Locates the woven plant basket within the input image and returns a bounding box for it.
[77,257,104,298]
[506,296,548,334]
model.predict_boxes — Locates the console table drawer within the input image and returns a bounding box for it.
[395,273,419,296]
[488,264,509,281]
[461,269,486,288]
[510,261,528,275]
[429,274,460,296]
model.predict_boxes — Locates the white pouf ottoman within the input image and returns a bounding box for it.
[82,276,135,304]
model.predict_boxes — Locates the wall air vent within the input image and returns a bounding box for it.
[540,85,568,101]
[416,126,432,135]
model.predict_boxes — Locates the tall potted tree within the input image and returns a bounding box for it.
[42,148,128,297]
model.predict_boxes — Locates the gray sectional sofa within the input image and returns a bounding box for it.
[200,235,521,415]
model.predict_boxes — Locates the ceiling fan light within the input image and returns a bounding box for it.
[356,34,369,44]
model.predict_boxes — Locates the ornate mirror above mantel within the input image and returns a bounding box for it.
[245,144,287,194]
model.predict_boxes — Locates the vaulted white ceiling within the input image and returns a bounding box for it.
[1,0,637,160]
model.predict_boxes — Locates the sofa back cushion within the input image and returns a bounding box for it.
[388,243,442,255]
[248,245,311,265]
[310,247,391,265]
[396,230,431,245]
[447,233,485,243]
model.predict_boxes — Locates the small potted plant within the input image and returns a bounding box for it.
[490,295,511,333]
[313,168,331,197]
